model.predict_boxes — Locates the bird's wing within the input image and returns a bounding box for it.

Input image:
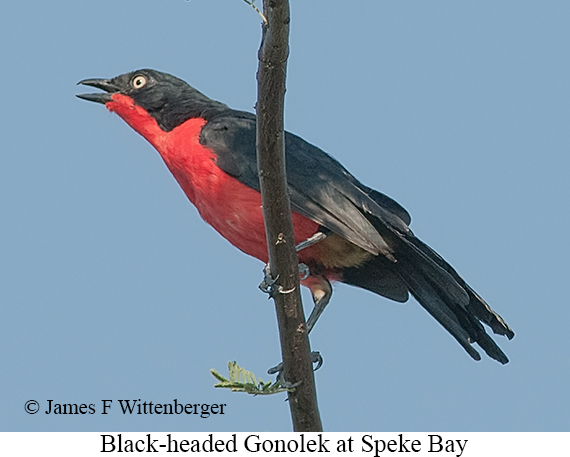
[200,113,409,257]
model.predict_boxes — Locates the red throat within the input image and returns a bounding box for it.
[105,94,165,144]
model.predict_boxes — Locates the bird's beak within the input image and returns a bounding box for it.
[76,78,121,104]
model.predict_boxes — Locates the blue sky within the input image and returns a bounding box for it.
[1,1,568,431]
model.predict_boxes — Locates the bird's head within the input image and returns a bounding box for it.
[77,69,228,132]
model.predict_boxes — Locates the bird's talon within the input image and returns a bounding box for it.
[259,264,297,297]
[268,351,322,382]
[267,362,283,375]
[259,264,281,297]
[278,378,302,389]
[267,363,302,389]
[311,351,323,371]
[298,263,310,281]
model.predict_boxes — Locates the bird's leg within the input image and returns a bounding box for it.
[295,231,328,252]
[262,231,330,380]
[261,268,325,379]
[305,275,333,334]
[266,276,332,379]
[295,230,333,333]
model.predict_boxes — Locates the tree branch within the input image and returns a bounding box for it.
[256,0,323,432]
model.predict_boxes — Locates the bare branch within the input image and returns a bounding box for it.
[256,0,323,432]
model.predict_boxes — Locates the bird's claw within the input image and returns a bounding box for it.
[298,263,310,281]
[267,362,283,375]
[258,264,290,297]
[259,263,310,298]
[268,351,323,382]
[311,351,323,371]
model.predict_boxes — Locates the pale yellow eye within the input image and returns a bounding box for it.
[131,75,147,89]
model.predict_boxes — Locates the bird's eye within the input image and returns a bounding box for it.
[131,75,147,89]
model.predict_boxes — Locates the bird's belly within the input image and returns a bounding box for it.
[194,182,372,272]
[187,171,320,263]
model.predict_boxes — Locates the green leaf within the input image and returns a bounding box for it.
[211,361,294,395]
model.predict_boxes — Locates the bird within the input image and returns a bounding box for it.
[77,69,514,364]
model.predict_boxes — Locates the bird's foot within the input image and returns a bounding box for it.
[258,263,310,297]
[298,262,310,280]
[268,351,323,383]
[258,264,293,297]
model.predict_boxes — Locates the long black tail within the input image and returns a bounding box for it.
[343,229,514,363]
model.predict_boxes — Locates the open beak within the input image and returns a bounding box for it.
[76,78,121,104]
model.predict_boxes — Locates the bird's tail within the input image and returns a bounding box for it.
[395,231,514,363]
[343,221,514,363]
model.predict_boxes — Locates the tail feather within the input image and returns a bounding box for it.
[395,231,512,363]
[395,248,510,364]
[467,288,514,339]
[359,216,513,363]
[404,234,514,340]
[395,258,483,361]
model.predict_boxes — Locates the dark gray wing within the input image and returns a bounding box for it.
[200,113,409,258]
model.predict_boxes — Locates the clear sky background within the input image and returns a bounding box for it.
[1,1,568,432]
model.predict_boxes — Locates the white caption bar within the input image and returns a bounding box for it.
[2,432,568,456]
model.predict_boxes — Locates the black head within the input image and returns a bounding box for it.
[77,69,229,131]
